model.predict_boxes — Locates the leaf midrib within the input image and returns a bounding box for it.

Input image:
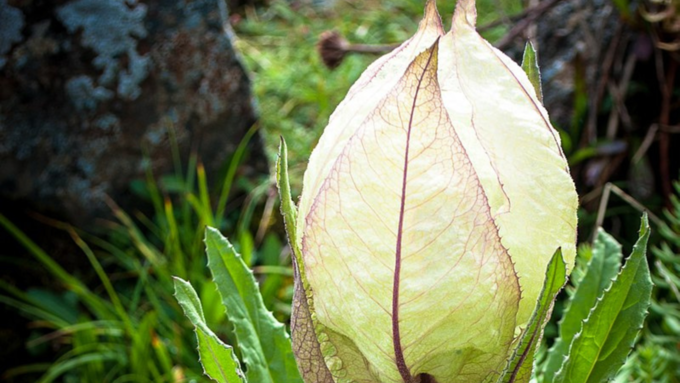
[391,44,438,383]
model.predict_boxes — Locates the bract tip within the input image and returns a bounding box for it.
[420,0,445,36]
[453,0,477,27]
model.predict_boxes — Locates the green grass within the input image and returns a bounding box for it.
[0,127,290,381]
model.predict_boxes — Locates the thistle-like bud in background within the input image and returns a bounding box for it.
[287,1,578,382]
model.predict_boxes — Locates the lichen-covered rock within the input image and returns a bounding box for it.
[499,0,622,132]
[0,0,24,69]
[534,0,621,131]
[0,0,260,224]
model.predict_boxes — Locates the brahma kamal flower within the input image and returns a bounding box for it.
[287,1,578,382]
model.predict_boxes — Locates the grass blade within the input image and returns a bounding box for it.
[215,123,260,228]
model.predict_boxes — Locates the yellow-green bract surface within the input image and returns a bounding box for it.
[293,1,578,382]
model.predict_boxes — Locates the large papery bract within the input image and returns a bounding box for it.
[290,1,578,382]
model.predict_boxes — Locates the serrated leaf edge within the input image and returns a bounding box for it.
[540,229,623,381]
[173,277,246,383]
[553,215,652,382]
[277,139,343,382]
[204,228,300,383]
[520,41,543,103]
[497,248,567,383]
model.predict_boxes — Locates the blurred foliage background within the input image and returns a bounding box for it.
[2,0,680,382]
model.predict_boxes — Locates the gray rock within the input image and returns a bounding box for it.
[0,0,261,225]
[535,0,622,132]
[0,0,24,69]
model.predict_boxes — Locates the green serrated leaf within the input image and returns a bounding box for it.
[541,229,624,381]
[204,228,303,383]
[554,214,652,383]
[173,277,244,383]
[521,41,543,103]
[276,137,299,254]
[276,138,334,383]
[499,248,567,383]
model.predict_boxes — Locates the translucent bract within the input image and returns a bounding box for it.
[291,1,578,382]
